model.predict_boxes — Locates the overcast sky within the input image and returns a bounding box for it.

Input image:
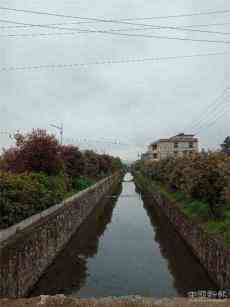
[0,0,229,161]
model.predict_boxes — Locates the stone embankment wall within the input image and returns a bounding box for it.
[0,173,122,298]
[135,176,230,289]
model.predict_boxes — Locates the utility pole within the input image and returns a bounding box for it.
[50,123,63,145]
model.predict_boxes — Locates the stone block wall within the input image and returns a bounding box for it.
[144,189,230,289]
[0,173,121,298]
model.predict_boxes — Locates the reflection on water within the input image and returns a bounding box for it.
[30,183,122,296]
[141,194,216,295]
[30,173,215,298]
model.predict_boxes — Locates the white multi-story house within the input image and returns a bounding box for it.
[144,133,199,161]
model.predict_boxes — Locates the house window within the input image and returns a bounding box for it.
[174,142,178,148]
[153,153,158,159]
[152,144,157,150]
[189,142,193,148]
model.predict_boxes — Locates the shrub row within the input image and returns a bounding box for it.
[135,152,230,216]
[0,129,123,229]
[0,172,68,228]
[0,129,123,178]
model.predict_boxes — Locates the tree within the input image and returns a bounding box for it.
[1,129,63,175]
[98,154,112,175]
[84,150,100,178]
[111,157,123,171]
[60,145,85,178]
[1,148,21,173]
[221,136,230,156]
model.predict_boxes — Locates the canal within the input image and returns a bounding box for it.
[30,173,215,298]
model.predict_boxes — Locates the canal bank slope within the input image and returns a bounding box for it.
[1,295,230,307]
[133,172,230,289]
[0,172,122,299]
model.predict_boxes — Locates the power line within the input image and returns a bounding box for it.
[0,21,93,29]
[2,21,230,30]
[124,10,230,21]
[3,25,230,39]
[1,6,230,21]
[2,17,230,37]
[186,85,230,131]
[182,22,230,28]
[192,101,230,133]
[1,7,230,43]
[1,19,230,45]
[0,129,131,146]
[1,51,230,72]
[1,9,230,42]
[194,103,230,135]
[63,136,130,146]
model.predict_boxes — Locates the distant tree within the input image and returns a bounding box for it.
[111,157,123,171]
[98,154,112,175]
[1,129,63,175]
[0,147,24,173]
[14,132,25,147]
[221,136,230,156]
[84,150,100,178]
[60,145,85,178]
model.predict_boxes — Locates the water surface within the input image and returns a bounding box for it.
[31,173,215,298]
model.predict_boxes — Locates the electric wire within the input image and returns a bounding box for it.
[192,101,230,132]
[3,25,230,38]
[194,103,230,135]
[1,19,230,45]
[1,51,230,72]
[1,6,230,21]
[186,85,230,132]
[1,7,230,42]
[2,21,230,30]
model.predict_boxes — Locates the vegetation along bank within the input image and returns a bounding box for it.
[0,129,123,229]
[133,151,230,288]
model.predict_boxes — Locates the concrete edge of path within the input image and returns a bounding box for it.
[1,295,230,307]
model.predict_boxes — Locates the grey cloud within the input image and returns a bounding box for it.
[0,0,229,161]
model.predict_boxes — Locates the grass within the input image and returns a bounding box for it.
[65,177,96,199]
[135,172,230,247]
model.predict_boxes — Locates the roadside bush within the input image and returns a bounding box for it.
[72,177,95,192]
[223,179,230,207]
[0,171,68,228]
[0,128,123,229]
[139,151,230,216]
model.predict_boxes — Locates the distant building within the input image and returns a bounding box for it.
[143,133,199,161]
[141,152,153,161]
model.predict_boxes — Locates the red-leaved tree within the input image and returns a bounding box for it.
[60,145,85,178]
[1,129,63,175]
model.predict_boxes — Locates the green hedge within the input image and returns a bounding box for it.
[137,152,230,216]
[134,171,230,247]
[0,172,94,229]
[0,172,68,228]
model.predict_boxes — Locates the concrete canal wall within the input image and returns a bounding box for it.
[135,177,230,289]
[148,191,230,288]
[0,173,122,298]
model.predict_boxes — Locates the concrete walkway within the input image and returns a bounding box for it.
[1,296,229,307]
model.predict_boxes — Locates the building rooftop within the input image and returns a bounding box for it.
[150,138,170,145]
[150,133,198,145]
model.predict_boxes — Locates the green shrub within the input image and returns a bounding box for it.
[139,152,230,216]
[0,171,68,229]
[72,176,95,192]
[181,200,211,222]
